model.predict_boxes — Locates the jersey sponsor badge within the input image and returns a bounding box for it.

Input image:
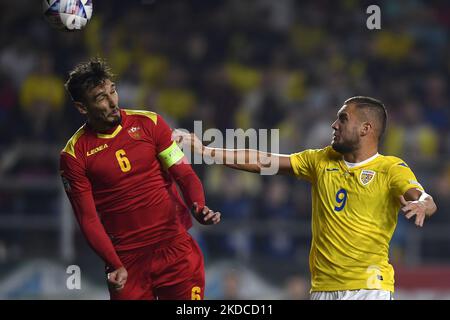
[127,126,142,140]
[360,169,376,185]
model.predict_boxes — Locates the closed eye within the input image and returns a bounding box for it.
[338,113,348,122]
[96,94,106,102]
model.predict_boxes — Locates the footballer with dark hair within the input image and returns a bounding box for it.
[60,58,221,300]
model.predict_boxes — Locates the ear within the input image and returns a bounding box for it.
[360,122,371,136]
[74,101,88,115]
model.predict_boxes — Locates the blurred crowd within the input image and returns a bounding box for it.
[0,0,449,292]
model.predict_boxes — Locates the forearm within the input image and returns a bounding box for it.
[168,162,222,225]
[80,218,123,269]
[203,147,273,173]
[69,194,123,269]
[169,162,205,208]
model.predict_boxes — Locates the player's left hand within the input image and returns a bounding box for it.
[192,202,221,225]
[399,195,427,227]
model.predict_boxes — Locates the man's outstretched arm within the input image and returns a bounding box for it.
[173,130,294,176]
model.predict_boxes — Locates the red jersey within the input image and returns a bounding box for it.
[60,109,205,269]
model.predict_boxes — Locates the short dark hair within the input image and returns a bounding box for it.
[65,58,115,102]
[344,96,387,140]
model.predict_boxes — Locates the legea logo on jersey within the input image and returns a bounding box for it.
[128,126,142,140]
[87,143,108,156]
[360,170,375,185]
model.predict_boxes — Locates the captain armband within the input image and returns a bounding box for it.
[158,141,185,169]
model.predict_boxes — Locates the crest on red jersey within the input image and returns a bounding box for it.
[360,170,376,186]
[128,126,142,140]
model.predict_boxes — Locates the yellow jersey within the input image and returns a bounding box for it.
[289,146,424,292]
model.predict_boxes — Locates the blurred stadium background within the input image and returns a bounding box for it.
[0,0,449,299]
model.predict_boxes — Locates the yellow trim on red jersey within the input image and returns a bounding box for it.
[123,109,157,125]
[97,125,123,139]
[62,125,86,159]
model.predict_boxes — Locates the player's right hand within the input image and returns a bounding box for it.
[173,130,204,155]
[107,266,128,291]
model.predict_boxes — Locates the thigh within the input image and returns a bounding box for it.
[153,235,205,300]
[108,250,155,300]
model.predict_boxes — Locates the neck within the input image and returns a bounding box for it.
[87,119,118,133]
[342,147,378,163]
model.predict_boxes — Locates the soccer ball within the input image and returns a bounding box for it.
[43,0,93,31]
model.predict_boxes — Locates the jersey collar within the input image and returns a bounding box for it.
[343,153,380,169]
[96,124,123,139]
[85,109,127,139]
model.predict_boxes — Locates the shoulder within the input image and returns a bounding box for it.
[293,146,339,160]
[379,155,410,169]
[376,155,415,176]
[323,145,342,160]
[290,146,340,168]
[122,109,158,126]
[61,124,87,160]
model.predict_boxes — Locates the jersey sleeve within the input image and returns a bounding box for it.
[168,162,205,209]
[289,149,320,182]
[154,114,176,153]
[388,161,425,197]
[60,152,123,270]
[152,114,185,169]
[60,152,91,195]
[151,114,206,218]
